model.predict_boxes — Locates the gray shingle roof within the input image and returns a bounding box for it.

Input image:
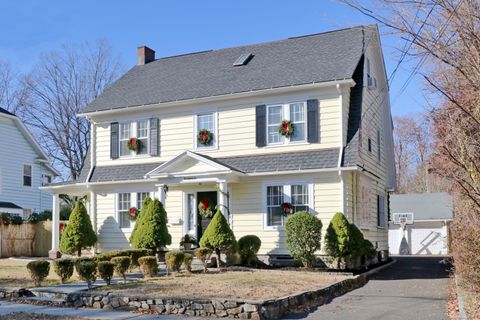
[72,149,341,184]
[83,25,373,113]
[216,149,340,173]
[390,193,453,221]
[0,107,15,117]
[0,201,22,209]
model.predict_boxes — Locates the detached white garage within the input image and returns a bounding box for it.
[388,193,453,255]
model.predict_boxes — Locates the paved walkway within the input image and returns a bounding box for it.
[285,256,451,320]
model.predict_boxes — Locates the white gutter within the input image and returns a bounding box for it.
[246,166,358,176]
[78,79,356,118]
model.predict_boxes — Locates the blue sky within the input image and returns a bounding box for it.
[0,0,424,116]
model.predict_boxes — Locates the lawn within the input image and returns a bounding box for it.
[97,270,351,300]
[0,258,67,289]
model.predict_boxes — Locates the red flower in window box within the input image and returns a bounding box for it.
[281,202,294,216]
[127,137,142,153]
[278,120,294,137]
[129,207,137,221]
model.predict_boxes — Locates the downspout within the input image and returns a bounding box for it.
[336,84,346,217]
[86,118,97,254]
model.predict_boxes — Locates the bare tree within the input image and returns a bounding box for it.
[0,60,28,114]
[20,40,124,180]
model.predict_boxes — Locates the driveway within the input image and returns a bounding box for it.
[285,256,451,320]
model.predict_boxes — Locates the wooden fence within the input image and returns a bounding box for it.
[0,221,57,257]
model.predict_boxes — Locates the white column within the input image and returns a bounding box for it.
[49,193,60,259]
[157,184,166,204]
[218,181,228,219]
[90,191,97,255]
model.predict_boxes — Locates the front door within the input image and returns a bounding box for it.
[185,191,218,241]
[196,191,217,240]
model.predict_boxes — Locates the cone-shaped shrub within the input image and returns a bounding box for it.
[325,212,352,268]
[349,223,365,259]
[199,210,236,268]
[59,201,97,256]
[285,211,323,268]
[129,197,152,244]
[129,198,171,252]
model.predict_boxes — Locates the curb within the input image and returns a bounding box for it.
[455,276,468,320]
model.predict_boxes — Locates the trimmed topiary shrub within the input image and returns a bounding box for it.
[76,260,97,290]
[125,249,153,270]
[349,223,365,259]
[183,253,193,273]
[52,258,74,283]
[194,247,212,273]
[285,211,323,268]
[129,198,171,253]
[26,260,50,287]
[199,211,236,268]
[325,212,352,269]
[238,235,261,266]
[97,261,114,285]
[165,250,185,272]
[59,201,97,256]
[138,256,158,277]
[111,256,130,282]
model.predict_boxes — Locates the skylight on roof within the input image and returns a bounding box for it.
[233,53,254,66]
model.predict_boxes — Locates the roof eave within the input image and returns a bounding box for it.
[78,79,356,118]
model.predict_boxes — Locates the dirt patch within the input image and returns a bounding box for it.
[97,269,351,300]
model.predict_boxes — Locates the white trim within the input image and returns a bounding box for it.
[266,101,307,146]
[78,79,356,117]
[193,110,218,151]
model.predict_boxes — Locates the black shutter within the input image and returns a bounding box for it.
[110,122,119,159]
[255,105,266,147]
[150,118,160,156]
[307,99,319,143]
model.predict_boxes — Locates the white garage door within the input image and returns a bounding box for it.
[388,222,448,255]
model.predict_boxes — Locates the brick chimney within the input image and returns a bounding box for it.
[137,46,155,65]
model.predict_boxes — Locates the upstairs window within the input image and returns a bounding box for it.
[368,137,372,153]
[119,120,150,157]
[377,129,381,161]
[266,102,307,145]
[23,165,32,187]
[42,174,52,186]
[195,112,217,149]
[367,58,377,89]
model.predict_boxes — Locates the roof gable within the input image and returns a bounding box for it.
[83,25,377,113]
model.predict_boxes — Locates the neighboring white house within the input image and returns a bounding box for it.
[43,25,396,261]
[0,107,59,217]
[389,192,453,255]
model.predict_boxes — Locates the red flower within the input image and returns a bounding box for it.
[202,131,207,142]
[283,122,289,132]
[202,198,208,210]
[130,137,135,144]
[129,207,136,218]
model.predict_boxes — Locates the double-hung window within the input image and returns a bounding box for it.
[118,191,152,229]
[265,183,312,228]
[195,112,217,149]
[119,120,149,157]
[23,165,32,187]
[266,102,307,145]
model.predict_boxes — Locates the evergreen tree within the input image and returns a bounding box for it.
[130,198,171,252]
[324,212,351,268]
[59,201,97,256]
[199,210,236,268]
[129,196,152,245]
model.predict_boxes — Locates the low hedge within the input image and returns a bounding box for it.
[97,261,114,285]
[52,258,74,283]
[165,250,185,272]
[111,256,130,281]
[138,256,158,277]
[26,260,50,287]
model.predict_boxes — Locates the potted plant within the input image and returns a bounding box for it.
[180,234,197,250]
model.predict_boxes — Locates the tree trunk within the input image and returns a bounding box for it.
[216,249,221,268]
[77,248,81,257]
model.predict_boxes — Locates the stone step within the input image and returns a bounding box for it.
[21,296,65,306]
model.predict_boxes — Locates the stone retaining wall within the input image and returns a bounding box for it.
[64,275,367,319]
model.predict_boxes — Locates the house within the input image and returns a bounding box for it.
[43,25,396,262]
[0,107,59,217]
[388,192,453,255]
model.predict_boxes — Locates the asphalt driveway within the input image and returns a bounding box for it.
[285,256,451,320]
